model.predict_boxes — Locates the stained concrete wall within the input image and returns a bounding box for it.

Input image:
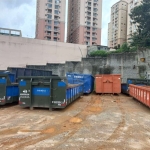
[1,34,150,82]
[26,50,150,83]
[0,35,87,69]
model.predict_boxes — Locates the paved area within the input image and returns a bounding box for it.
[0,94,150,150]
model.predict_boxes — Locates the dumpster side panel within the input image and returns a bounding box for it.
[6,86,19,103]
[0,74,19,105]
[95,74,121,94]
[84,75,93,93]
[95,76,102,93]
[66,73,94,93]
[24,69,32,76]
[8,74,16,83]
[129,84,150,108]
[32,87,50,108]
[51,80,67,108]
[113,75,121,93]
[0,78,6,105]
[19,80,32,107]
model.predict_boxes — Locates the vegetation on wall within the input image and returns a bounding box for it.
[90,50,108,57]
[89,43,137,57]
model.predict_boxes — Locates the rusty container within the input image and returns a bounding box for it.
[129,84,150,108]
[95,74,121,94]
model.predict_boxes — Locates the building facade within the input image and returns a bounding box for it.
[127,0,142,42]
[108,0,128,48]
[108,0,143,47]
[36,0,66,42]
[0,28,22,37]
[67,0,102,45]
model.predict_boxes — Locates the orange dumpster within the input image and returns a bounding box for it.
[129,84,150,108]
[95,74,121,94]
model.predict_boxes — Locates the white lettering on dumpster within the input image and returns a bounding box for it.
[20,93,30,98]
[74,76,83,79]
[20,95,30,98]
[52,101,62,104]
[23,90,27,93]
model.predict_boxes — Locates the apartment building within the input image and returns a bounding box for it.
[36,0,66,42]
[67,0,102,45]
[108,0,128,48]
[127,0,142,42]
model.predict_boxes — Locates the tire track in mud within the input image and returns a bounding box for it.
[0,94,102,150]
[96,94,126,149]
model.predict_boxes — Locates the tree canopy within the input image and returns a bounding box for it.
[129,0,150,48]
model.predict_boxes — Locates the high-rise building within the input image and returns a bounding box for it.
[36,0,66,42]
[108,0,128,48]
[67,0,102,45]
[127,0,142,42]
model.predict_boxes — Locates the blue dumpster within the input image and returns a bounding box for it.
[66,73,94,94]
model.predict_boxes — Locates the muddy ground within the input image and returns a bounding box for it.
[0,94,150,150]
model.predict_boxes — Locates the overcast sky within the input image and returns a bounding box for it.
[0,0,119,46]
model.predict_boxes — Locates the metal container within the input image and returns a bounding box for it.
[7,67,53,81]
[95,74,121,94]
[19,76,83,110]
[129,84,150,108]
[66,73,94,93]
[121,78,150,94]
[0,72,19,105]
[127,78,150,85]
[26,65,47,70]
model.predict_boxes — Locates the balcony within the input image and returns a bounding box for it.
[47,0,52,3]
[55,5,60,10]
[93,8,98,12]
[87,11,91,17]
[55,0,60,5]
[92,38,97,41]
[54,27,60,32]
[47,3,52,8]
[93,23,97,27]
[85,17,91,22]
[92,27,97,31]
[94,0,98,3]
[45,37,51,40]
[54,16,60,20]
[47,9,52,14]
[84,33,90,37]
[93,13,98,17]
[85,27,91,31]
[92,33,97,37]
[87,2,91,7]
[53,33,59,37]
[54,23,60,27]
[92,42,97,45]
[54,38,59,41]
[93,19,97,23]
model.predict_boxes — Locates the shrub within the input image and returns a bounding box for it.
[90,50,108,57]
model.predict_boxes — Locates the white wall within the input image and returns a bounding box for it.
[0,35,87,69]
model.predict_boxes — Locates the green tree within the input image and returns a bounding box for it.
[129,0,150,48]
[120,43,130,52]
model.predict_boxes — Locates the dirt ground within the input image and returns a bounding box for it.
[0,94,150,150]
